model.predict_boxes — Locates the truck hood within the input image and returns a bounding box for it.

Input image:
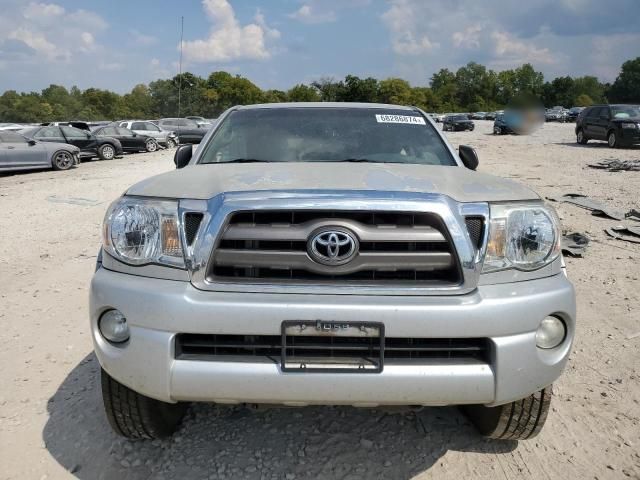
[126,163,539,203]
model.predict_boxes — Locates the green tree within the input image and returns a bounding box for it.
[378,78,413,105]
[339,75,378,102]
[262,89,288,103]
[311,77,345,102]
[575,94,594,107]
[608,57,640,103]
[287,84,320,102]
[207,71,264,114]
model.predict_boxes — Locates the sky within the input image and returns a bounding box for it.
[0,0,639,94]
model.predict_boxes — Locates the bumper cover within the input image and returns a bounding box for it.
[90,268,575,407]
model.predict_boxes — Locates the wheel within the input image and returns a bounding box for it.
[461,386,552,440]
[100,368,187,439]
[607,131,618,148]
[166,138,176,149]
[98,144,116,160]
[576,129,588,145]
[145,139,158,152]
[51,150,74,171]
[494,126,502,135]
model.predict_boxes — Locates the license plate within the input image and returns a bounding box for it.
[281,320,384,373]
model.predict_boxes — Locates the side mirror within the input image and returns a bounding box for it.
[28,139,37,146]
[459,145,479,171]
[174,144,192,169]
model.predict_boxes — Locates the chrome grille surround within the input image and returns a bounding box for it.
[184,191,489,296]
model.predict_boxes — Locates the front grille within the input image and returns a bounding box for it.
[175,333,488,362]
[208,210,462,285]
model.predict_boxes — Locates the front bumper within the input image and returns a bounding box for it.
[90,268,575,407]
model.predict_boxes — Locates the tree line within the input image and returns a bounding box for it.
[1,57,638,123]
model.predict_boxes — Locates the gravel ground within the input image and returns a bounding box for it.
[0,120,639,480]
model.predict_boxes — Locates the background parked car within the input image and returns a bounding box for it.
[157,118,207,144]
[20,125,123,160]
[471,112,487,120]
[117,120,178,148]
[93,126,158,153]
[576,104,640,148]
[545,107,568,122]
[493,114,514,135]
[0,123,24,131]
[566,107,585,122]
[0,130,79,172]
[442,114,475,131]
[484,111,497,120]
[185,116,213,128]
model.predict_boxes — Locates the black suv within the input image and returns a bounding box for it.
[576,104,640,148]
[442,115,474,131]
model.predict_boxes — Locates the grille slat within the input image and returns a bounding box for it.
[208,210,462,285]
[175,334,488,361]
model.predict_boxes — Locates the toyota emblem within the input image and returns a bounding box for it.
[308,228,358,266]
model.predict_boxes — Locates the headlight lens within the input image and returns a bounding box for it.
[103,197,184,267]
[483,204,560,272]
[620,122,638,129]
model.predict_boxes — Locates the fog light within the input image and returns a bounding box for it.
[536,316,565,349]
[99,309,130,343]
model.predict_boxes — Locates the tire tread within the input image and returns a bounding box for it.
[100,368,187,439]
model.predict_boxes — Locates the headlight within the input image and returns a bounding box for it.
[620,122,638,129]
[103,197,184,267]
[483,204,560,272]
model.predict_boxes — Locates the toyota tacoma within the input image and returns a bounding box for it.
[91,103,575,441]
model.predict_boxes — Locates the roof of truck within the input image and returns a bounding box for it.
[236,102,417,110]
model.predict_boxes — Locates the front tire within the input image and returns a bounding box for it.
[101,368,188,439]
[607,131,619,148]
[98,144,116,160]
[576,129,588,144]
[145,139,158,152]
[461,386,552,440]
[166,138,176,149]
[51,150,74,171]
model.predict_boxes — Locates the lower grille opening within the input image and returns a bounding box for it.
[175,334,489,362]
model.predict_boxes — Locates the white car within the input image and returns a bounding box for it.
[118,120,178,148]
[0,123,25,131]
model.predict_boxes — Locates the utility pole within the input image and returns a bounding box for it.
[178,15,184,117]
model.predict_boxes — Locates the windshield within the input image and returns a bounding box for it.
[450,115,467,121]
[611,105,640,119]
[198,108,456,166]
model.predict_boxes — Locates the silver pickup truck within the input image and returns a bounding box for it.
[91,103,575,441]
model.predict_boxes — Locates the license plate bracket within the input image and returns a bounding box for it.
[281,320,384,373]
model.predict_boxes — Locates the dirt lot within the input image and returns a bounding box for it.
[1,121,639,480]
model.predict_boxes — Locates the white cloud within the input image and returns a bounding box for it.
[8,27,60,60]
[452,24,483,49]
[491,31,556,65]
[381,0,439,55]
[23,2,64,19]
[0,2,107,64]
[182,0,280,63]
[130,29,158,47]
[288,4,336,24]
